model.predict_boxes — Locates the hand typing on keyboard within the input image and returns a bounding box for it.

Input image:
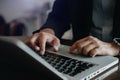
[25,28,60,55]
[25,28,120,57]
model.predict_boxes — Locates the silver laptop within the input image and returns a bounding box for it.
[0,37,118,80]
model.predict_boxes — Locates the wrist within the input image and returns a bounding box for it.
[40,28,55,35]
[113,38,120,56]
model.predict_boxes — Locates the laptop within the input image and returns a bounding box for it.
[0,36,118,80]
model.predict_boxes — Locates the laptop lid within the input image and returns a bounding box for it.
[0,37,118,80]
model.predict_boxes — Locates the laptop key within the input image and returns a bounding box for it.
[63,69,72,74]
[42,51,95,76]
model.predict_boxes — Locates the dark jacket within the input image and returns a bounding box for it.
[35,0,120,42]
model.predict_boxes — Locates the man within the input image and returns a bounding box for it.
[25,0,120,57]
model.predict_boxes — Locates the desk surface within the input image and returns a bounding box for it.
[2,36,120,80]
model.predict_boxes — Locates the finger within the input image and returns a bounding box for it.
[68,42,77,53]
[68,36,91,53]
[82,43,97,56]
[27,35,39,51]
[38,36,47,55]
[89,47,99,57]
[52,38,60,52]
[68,40,84,53]
[77,39,92,54]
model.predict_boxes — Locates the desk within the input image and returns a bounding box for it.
[1,36,120,80]
[105,69,120,80]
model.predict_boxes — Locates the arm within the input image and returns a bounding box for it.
[26,0,67,54]
[34,0,70,38]
[26,0,71,55]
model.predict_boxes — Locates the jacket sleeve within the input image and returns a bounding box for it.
[33,0,70,38]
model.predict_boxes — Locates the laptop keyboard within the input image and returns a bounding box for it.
[41,52,95,76]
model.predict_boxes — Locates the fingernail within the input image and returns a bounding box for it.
[35,46,40,51]
[40,50,44,55]
[91,54,95,57]
[54,46,59,51]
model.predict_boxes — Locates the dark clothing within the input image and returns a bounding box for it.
[34,0,120,42]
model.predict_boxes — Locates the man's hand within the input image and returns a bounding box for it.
[25,28,60,55]
[68,36,120,57]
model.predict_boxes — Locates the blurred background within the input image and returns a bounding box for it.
[0,0,72,39]
[0,0,55,36]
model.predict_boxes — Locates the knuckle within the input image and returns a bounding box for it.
[39,32,46,36]
[29,37,35,44]
[88,36,97,41]
[54,37,60,44]
[55,37,60,41]
[77,43,82,48]
[88,36,94,39]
